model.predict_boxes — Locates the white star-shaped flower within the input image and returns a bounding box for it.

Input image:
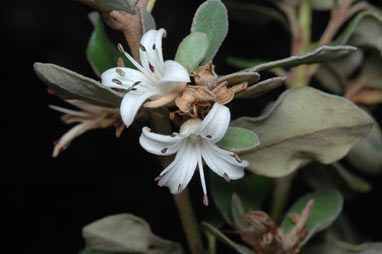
[139,103,249,205]
[101,28,190,128]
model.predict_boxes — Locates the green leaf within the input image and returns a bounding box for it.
[359,52,382,89]
[346,117,382,175]
[235,77,287,99]
[34,62,123,108]
[175,32,209,73]
[191,0,228,65]
[216,127,259,152]
[94,0,138,14]
[303,241,382,254]
[231,194,247,229]
[310,0,350,11]
[231,87,374,177]
[243,45,357,73]
[333,163,372,192]
[82,214,183,254]
[87,13,134,77]
[282,190,343,244]
[210,171,272,225]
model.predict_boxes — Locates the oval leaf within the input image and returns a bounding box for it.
[82,214,182,254]
[191,0,228,65]
[87,12,134,77]
[34,62,123,108]
[231,87,374,177]
[175,32,209,73]
[282,190,344,244]
[139,5,156,33]
[217,127,259,152]
[94,0,138,14]
[217,72,260,86]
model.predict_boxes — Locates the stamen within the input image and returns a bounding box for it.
[117,43,125,54]
[152,43,156,50]
[161,147,168,153]
[170,133,176,137]
[223,172,231,182]
[203,195,209,206]
[178,184,183,194]
[132,81,141,87]
[234,153,243,163]
[116,68,125,77]
[206,135,212,139]
[148,62,155,72]
[139,43,146,52]
[112,79,122,85]
[154,176,163,181]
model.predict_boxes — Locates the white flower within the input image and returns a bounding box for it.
[139,103,249,205]
[101,28,190,128]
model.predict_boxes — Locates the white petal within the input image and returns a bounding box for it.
[120,90,157,128]
[158,142,198,194]
[196,103,230,143]
[101,67,151,90]
[201,140,247,180]
[139,127,184,155]
[157,60,191,86]
[140,29,166,78]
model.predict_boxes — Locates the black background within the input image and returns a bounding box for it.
[3,1,381,254]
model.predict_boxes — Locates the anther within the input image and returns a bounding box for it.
[116,68,125,77]
[132,81,141,87]
[161,147,168,153]
[47,89,55,95]
[234,153,243,163]
[152,43,156,50]
[117,43,125,54]
[203,195,209,206]
[112,79,122,85]
[170,133,176,137]
[139,43,146,52]
[206,135,212,139]
[148,62,155,72]
[223,173,231,182]
[154,176,163,181]
[178,184,183,194]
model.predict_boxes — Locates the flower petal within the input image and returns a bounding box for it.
[101,67,152,90]
[139,127,184,155]
[158,142,198,194]
[201,140,247,180]
[140,29,166,77]
[120,90,157,128]
[196,103,230,143]
[157,60,191,86]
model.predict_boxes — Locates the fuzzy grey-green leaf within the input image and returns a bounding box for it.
[140,5,156,33]
[94,0,138,14]
[82,214,182,254]
[175,32,209,73]
[235,77,286,99]
[246,45,357,73]
[191,0,228,65]
[217,127,259,152]
[34,62,123,108]
[282,190,343,244]
[231,87,374,177]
